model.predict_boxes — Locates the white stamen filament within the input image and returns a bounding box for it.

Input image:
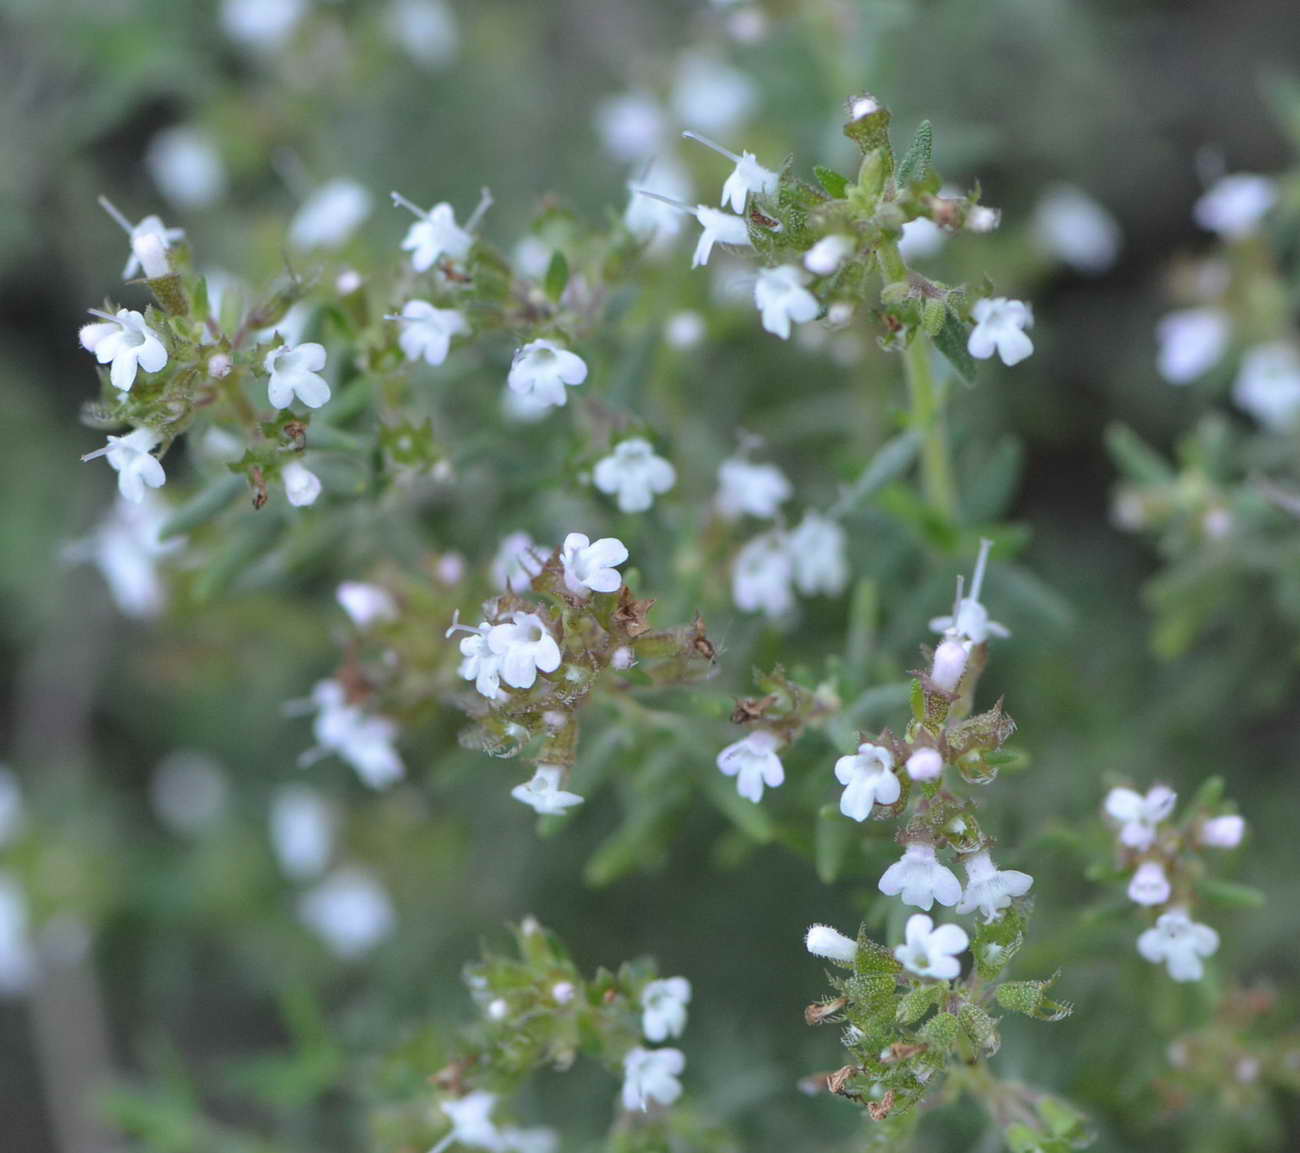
[681,130,742,164]
[97,196,134,234]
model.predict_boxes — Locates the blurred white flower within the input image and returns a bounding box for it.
[151,751,228,836]
[1127,860,1172,907]
[221,0,307,51]
[147,126,226,210]
[299,867,395,959]
[593,438,676,513]
[270,785,336,879]
[0,873,36,996]
[805,234,853,277]
[390,299,469,366]
[282,460,322,507]
[560,532,628,596]
[956,850,1033,922]
[715,455,791,520]
[905,747,943,782]
[929,637,970,693]
[500,1127,558,1153]
[1200,815,1245,849]
[304,680,405,788]
[755,265,819,339]
[492,532,547,593]
[621,1046,685,1111]
[967,298,1034,367]
[732,531,794,617]
[393,191,475,271]
[1137,908,1219,982]
[290,180,373,250]
[898,217,945,261]
[510,765,584,815]
[894,913,968,979]
[834,742,899,822]
[0,770,23,847]
[665,310,706,349]
[673,53,756,135]
[595,92,667,162]
[336,582,398,628]
[683,130,777,213]
[788,512,848,597]
[433,1091,501,1153]
[1032,184,1121,274]
[65,491,179,616]
[82,428,167,504]
[386,0,459,69]
[259,301,313,347]
[641,976,692,1042]
[79,308,168,392]
[1156,308,1230,384]
[879,843,962,910]
[1193,173,1276,239]
[266,341,330,409]
[1105,784,1176,850]
[1232,343,1300,430]
[507,340,588,408]
[716,730,784,803]
[804,923,858,963]
[488,611,562,689]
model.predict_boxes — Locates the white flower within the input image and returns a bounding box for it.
[270,785,335,880]
[98,199,186,280]
[1156,308,1230,384]
[641,976,692,1042]
[453,621,503,700]
[894,913,968,980]
[507,339,588,408]
[298,867,396,959]
[595,92,667,162]
[928,538,1009,644]
[834,742,900,822]
[551,981,576,1004]
[305,680,405,788]
[435,1090,502,1153]
[1137,909,1219,982]
[64,491,178,616]
[1232,343,1300,430]
[0,769,23,847]
[898,217,945,261]
[150,751,227,836]
[665,311,706,349]
[392,191,476,271]
[82,428,167,503]
[290,180,373,250]
[386,0,459,70]
[755,265,820,340]
[559,532,628,596]
[689,204,752,268]
[221,0,305,50]
[716,730,784,803]
[1104,784,1176,850]
[282,460,322,507]
[956,850,1033,922]
[715,455,791,520]
[906,748,943,782]
[1193,174,1276,239]
[510,765,584,815]
[805,235,854,277]
[336,582,398,628]
[0,873,36,996]
[787,512,848,596]
[731,531,794,618]
[1200,815,1245,849]
[929,638,969,693]
[966,204,1001,233]
[390,299,469,366]
[672,52,755,134]
[804,923,858,963]
[878,843,962,911]
[1128,861,1172,907]
[621,1047,685,1112]
[146,126,226,210]
[682,130,777,213]
[1032,184,1121,274]
[487,611,562,689]
[492,532,547,593]
[967,298,1034,367]
[593,438,676,513]
[79,308,168,391]
[265,341,330,409]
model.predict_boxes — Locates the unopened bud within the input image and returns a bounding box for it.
[966,205,1001,233]
[906,747,943,782]
[551,981,575,1004]
[1199,814,1245,848]
[804,923,858,963]
[930,639,969,692]
[611,645,635,670]
[486,998,508,1021]
[207,353,233,379]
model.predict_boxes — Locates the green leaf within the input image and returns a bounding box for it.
[932,306,977,385]
[1195,878,1266,908]
[544,250,570,302]
[896,120,933,188]
[158,475,244,539]
[815,804,854,883]
[814,165,850,199]
[1105,423,1174,485]
[829,430,920,518]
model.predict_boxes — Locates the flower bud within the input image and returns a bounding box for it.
[1127,860,1171,906]
[804,923,858,963]
[487,998,508,1020]
[930,639,969,692]
[1199,814,1245,848]
[906,747,943,782]
[611,645,635,670]
[207,353,233,380]
[552,981,575,1004]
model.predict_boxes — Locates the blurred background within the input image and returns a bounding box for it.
[2,1,1299,1151]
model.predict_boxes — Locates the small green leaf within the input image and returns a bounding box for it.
[1105,423,1174,485]
[814,165,850,199]
[896,120,933,188]
[932,306,977,385]
[544,251,569,301]
[1195,878,1266,908]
